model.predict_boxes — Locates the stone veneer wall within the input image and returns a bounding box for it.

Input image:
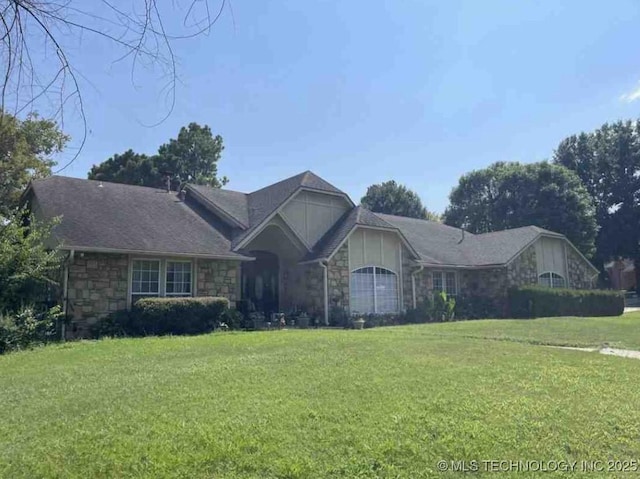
[66,253,128,336]
[506,245,538,287]
[196,259,241,301]
[66,255,241,337]
[303,263,324,316]
[566,247,595,289]
[398,242,595,316]
[412,268,433,308]
[401,247,416,309]
[327,243,350,311]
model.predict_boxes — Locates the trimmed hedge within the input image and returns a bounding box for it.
[508,286,625,318]
[132,296,230,336]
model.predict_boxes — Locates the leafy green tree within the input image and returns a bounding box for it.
[0,112,68,217]
[554,120,640,289]
[361,180,439,221]
[88,123,227,189]
[157,123,228,187]
[443,162,597,256]
[0,211,61,312]
[88,150,161,187]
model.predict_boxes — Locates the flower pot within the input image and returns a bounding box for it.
[297,315,309,329]
[353,318,365,330]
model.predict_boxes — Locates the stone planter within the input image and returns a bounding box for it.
[252,319,265,330]
[353,318,365,330]
[297,314,310,329]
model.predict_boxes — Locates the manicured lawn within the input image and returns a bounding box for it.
[429,311,640,349]
[2,314,640,478]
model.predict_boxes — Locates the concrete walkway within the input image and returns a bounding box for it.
[553,345,640,360]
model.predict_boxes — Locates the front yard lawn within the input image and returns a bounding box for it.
[2,314,640,478]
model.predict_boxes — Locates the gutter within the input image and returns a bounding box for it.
[320,260,329,326]
[59,246,254,261]
[411,265,424,309]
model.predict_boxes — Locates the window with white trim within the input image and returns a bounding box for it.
[132,260,161,298]
[166,261,192,296]
[538,272,566,288]
[432,271,457,296]
[350,267,399,314]
[131,259,193,302]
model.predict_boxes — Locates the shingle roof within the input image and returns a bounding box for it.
[377,213,558,267]
[187,171,351,248]
[187,184,249,228]
[29,176,251,259]
[30,174,578,270]
[375,213,474,265]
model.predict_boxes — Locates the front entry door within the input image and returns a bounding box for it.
[242,251,279,316]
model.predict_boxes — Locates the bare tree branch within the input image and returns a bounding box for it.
[0,0,228,170]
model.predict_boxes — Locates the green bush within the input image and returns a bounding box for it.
[508,286,624,318]
[455,294,502,319]
[402,292,456,323]
[89,310,133,338]
[0,305,62,354]
[359,313,402,328]
[132,297,230,336]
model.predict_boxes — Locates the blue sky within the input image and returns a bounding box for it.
[54,0,640,213]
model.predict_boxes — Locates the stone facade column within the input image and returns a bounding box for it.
[327,243,350,311]
[66,253,129,336]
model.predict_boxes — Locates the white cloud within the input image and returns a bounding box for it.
[620,82,640,103]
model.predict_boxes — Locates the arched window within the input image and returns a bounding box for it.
[538,272,566,289]
[350,267,399,314]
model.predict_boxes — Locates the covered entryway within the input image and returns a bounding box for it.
[241,251,279,316]
[240,217,309,316]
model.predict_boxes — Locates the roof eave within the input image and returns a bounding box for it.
[59,245,255,261]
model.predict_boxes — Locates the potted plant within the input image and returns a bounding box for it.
[352,316,365,330]
[297,312,310,329]
[249,312,265,330]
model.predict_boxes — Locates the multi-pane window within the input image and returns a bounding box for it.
[131,259,193,302]
[538,272,566,289]
[166,261,192,296]
[131,260,160,298]
[432,271,457,296]
[350,267,399,314]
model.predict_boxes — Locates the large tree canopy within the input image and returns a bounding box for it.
[88,123,227,189]
[554,120,640,284]
[361,180,439,221]
[443,161,597,257]
[0,112,68,217]
[87,150,160,188]
[0,111,65,315]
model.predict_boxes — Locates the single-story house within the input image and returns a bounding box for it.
[25,171,599,336]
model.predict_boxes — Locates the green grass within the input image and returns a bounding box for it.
[2,314,640,478]
[429,311,640,349]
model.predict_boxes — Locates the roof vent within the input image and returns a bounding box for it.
[161,170,172,193]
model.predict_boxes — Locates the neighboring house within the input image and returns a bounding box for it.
[25,171,599,337]
[604,259,636,291]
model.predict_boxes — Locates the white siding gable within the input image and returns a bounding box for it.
[280,190,350,247]
[348,228,401,273]
[534,236,567,278]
